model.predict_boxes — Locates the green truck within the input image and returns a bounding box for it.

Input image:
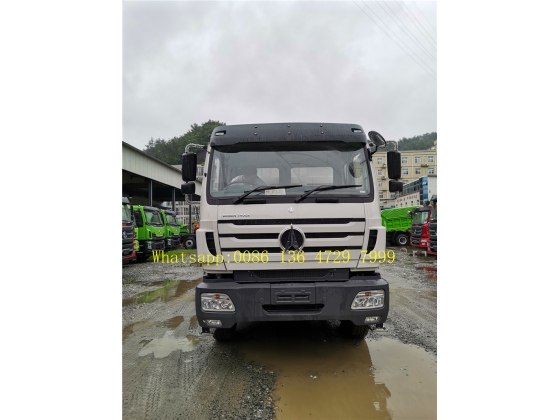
[381,205,418,246]
[159,209,181,250]
[132,205,166,261]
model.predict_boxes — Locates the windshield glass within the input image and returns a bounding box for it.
[412,211,429,224]
[122,205,133,223]
[145,211,164,226]
[165,214,179,226]
[209,142,371,198]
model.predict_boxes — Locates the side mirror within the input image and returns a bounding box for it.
[389,180,403,193]
[182,153,197,182]
[387,150,401,180]
[181,182,195,195]
[368,131,386,147]
[407,211,411,217]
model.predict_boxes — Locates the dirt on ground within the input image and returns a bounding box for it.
[122,247,436,419]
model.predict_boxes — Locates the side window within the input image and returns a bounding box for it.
[134,210,143,227]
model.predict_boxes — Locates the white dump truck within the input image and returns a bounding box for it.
[181,123,403,340]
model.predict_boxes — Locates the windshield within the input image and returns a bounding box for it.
[165,214,179,226]
[122,205,133,224]
[412,211,430,224]
[209,142,371,198]
[145,211,164,226]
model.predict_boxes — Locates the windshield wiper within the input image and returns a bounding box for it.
[294,184,362,203]
[232,185,302,204]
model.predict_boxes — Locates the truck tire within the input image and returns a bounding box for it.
[394,233,409,246]
[340,321,369,339]
[213,325,236,341]
[184,238,195,249]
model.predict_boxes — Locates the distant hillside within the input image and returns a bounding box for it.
[384,132,437,151]
[143,120,225,165]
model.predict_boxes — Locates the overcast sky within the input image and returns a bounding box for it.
[123,1,437,150]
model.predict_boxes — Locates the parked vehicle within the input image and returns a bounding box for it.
[427,195,437,256]
[180,123,403,340]
[122,197,136,263]
[160,209,181,250]
[381,206,418,246]
[132,205,166,261]
[410,205,432,248]
[180,223,197,249]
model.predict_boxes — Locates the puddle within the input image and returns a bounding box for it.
[189,315,198,330]
[366,337,437,420]
[165,316,184,329]
[238,334,436,420]
[122,278,201,307]
[123,316,185,341]
[122,321,155,341]
[138,331,201,358]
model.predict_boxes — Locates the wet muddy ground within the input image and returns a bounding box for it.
[122,247,436,419]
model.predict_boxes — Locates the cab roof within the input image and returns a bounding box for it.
[209,123,368,146]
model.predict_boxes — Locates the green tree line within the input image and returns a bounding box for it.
[383,132,437,151]
[143,121,436,164]
[144,120,225,165]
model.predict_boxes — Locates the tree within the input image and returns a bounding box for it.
[144,120,226,165]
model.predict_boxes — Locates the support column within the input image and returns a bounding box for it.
[172,188,176,211]
[148,179,153,206]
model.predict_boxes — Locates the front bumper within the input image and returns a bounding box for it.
[139,240,165,254]
[195,276,389,329]
[165,237,181,249]
[411,235,429,248]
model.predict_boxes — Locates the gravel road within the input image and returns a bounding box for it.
[122,248,436,419]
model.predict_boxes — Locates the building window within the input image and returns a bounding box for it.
[377,158,382,164]
[379,193,383,199]
[402,157,408,163]
[428,156,434,163]
[415,168,421,174]
[415,157,421,163]
[377,170,382,176]
[428,168,435,174]
[378,182,382,187]
[403,168,409,175]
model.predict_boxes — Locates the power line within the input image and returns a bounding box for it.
[409,1,437,37]
[379,0,436,64]
[356,1,437,79]
[398,1,437,47]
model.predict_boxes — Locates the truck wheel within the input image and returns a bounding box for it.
[184,238,195,249]
[340,321,369,339]
[213,325,236,341]
[395,233,409,246]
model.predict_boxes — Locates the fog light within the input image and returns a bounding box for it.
[365,316,380,323]
[203,320,222,327]
[201,293,235,312]
[351,290,385,310]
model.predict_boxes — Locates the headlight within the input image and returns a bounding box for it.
[201,293,235,312]
[351,290,385,310]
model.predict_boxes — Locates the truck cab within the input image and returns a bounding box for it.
[122,197,136,263]
[181,123,403,340]
[160,209,181,250]
[427,195,437,256]
[132,205,166,261]
[410,206,432,248]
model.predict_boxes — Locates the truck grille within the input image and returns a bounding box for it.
[410,226,423,237]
